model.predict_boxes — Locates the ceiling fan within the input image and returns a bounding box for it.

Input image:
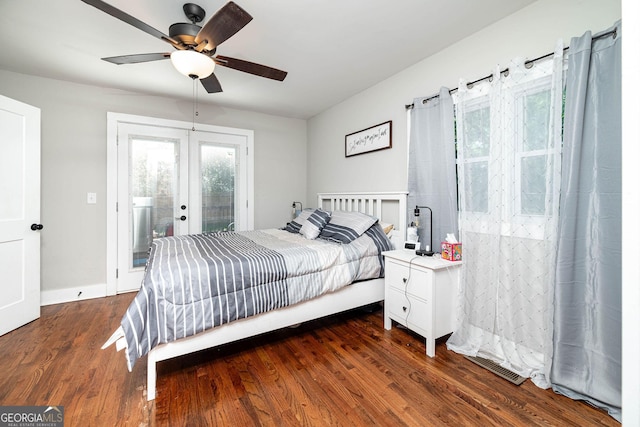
[81,0,288,93]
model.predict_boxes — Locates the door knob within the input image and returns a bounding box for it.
[175,215,187,221]
[181,205,187,210]
[30,223,43,231]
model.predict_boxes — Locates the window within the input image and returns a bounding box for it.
[456,75,561,234]
[515,79,557,217]
[459,100,490,214]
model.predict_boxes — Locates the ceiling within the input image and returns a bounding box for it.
[0,0,535,119]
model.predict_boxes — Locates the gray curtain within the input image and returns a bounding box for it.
[407,87,457,251]
[551,21,622,421]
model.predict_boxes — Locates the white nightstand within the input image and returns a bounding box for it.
[382,249,462,357]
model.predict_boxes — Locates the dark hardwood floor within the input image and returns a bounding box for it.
[0,294,619,426]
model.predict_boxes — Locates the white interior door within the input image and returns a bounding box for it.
[0,95,41,336]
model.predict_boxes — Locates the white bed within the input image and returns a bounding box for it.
[105,191,407,401]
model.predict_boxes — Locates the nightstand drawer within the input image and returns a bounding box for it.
[385,260,432,300]
[386,287,430,335]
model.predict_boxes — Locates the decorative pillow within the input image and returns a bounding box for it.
[379,222,394,236]
[366,223,393,250]
[364,223,393,276]
[299,208,331,239]
[283,209,313,233]
[318,210,377,244]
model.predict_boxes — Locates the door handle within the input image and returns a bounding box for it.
[175,216,187,221]
[30,223,43,231]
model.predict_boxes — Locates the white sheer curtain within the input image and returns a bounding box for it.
[447,42,564,388]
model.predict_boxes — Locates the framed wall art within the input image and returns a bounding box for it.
[345,120,392,157]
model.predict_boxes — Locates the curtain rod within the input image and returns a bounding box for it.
[405,27,617,110]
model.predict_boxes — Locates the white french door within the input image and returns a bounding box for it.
[107,114,253,294]
[116,123,189,292]
[0,95,41,336]
[189,130,250,235]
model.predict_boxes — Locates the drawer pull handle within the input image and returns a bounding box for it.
[402,306,407,312]
[402,278,407,283]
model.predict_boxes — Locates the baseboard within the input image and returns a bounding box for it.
[40,284,107,306]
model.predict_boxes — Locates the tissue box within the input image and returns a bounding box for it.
[441,242,462,261]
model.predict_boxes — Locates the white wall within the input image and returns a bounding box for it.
[0,70,306,297]
[306,0,621,205]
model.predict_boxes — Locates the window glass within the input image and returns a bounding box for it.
[201,144,236,232]
[520,154,548,215]
[517,86,554,216]
[460,103,490,213]
[463,106,490,157]
[523,89,551,152]
[464,162,488,213]
[130,138,178,267]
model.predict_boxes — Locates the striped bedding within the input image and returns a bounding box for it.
[121,224,391,369]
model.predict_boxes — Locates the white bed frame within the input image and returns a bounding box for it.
[142,191,407,400]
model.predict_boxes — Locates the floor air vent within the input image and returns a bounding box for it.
[464,356,526,385]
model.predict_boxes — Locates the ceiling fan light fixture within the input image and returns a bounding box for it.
[170,50,215,79]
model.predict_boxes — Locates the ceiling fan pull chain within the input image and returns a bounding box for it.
[192,77,197,131]
[196,79,200,120]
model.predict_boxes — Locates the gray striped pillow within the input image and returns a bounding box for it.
[300,209,331,239]
[318,210,377,243]
[284,209,313,233]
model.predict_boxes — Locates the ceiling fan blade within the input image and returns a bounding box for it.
[214,56,288,81]
[81,0,181,48]
[194,2,253,51]
[200,74,223,93]
[102,53,171,65]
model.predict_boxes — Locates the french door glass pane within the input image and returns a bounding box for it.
[130,138,178,268]
[201,144,236,232]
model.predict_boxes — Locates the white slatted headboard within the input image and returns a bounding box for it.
[317,192,408,249]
